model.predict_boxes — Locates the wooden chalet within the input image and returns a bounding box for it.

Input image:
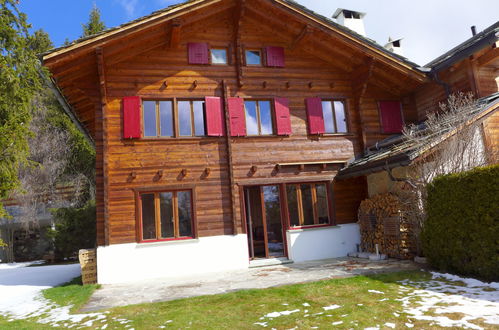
[41,0,497,284]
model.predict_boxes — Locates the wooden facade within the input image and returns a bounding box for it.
[42,0,497,265]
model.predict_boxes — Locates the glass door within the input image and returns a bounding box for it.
[245,185,285,259]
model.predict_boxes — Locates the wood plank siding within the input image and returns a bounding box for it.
[43,0,434,246]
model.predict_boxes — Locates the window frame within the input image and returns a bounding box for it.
[136,186,197,243]
[177,99,207,138]
[210,48,229,66]
[245,49,263,66]
[141,98,209,139]
[243,99,275,136]
[320,99,350,135]
[142,100,175,139]
[285,182,334,230]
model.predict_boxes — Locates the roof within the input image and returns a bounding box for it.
[41,0,427,74]
[337,92,499,179]
[426,21,499,71]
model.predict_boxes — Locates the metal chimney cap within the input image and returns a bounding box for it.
[333,8,367,19]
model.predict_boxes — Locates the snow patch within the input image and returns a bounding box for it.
[368,290,385,294]
[323,304,341,311]
[398,273,499,329]
[263,309,300,318]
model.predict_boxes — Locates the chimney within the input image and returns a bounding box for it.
[471,26,477,36]
[333,8,367,37]
[385,37,404,56]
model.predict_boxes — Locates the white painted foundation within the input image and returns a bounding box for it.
[97,225,360,284]
[286,224,360,263]
[97,234,249,284]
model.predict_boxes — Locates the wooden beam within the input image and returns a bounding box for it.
[476,46,499,67]
[169,19,182,48]
[353,57,375,151]
[95,47,110,246]
[222,80,238,235]
[289,25,312,51]
[233,0,245,88]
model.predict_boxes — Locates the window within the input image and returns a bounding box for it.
[211,49,228,65]
[286,183,330,227]
[245,50,262,66]
[178,100,206,137]
[321,100,348,134]
[244,100,274,135]
[143,100,174,138]
[139,190,194,241]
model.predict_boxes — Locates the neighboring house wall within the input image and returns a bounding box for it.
[483,110,499,163]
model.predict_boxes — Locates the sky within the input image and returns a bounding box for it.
[18,0,499,66]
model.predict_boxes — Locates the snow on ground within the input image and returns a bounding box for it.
[0,260,45,270]
[398,272,499,329]
[0,262,127,328]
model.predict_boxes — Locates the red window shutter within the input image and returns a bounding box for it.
[205,97,225,136]
[274,98,292,135]
[188,42,209,64]
[306,97,325,134]
[123,96,142,139]
[228,97,246,137]
[265,46,285,67]
[379,101,404,133]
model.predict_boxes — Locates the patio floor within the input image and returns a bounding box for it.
[82,257,421,312]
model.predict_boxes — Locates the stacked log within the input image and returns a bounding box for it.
[358,193,416,259]
[79,249,97,285]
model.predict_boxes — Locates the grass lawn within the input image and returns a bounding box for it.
[0,270,494,329]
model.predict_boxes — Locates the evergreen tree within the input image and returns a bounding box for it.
[82,4,106,37]
[0,0,42,218]
[28,29,53,54]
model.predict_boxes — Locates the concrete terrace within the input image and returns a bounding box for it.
[82,257,420,311]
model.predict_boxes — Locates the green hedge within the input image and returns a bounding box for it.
[422,164,499,281]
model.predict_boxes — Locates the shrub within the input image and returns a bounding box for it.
[422,164,499,281]
[48,201,96,260]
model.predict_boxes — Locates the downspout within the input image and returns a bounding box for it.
[429,69,451,98]
[39,69,95,148]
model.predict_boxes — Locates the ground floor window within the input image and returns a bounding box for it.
[286,183,330,227]
[139,190,194,242]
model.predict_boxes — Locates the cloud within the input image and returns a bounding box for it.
[116,0,138,18]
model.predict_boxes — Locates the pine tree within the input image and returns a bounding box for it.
[0,0,42,218]
[82,4,106,37]
[28,29,53,54]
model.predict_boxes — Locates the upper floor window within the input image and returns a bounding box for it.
[211,48,228,65]
[143,100,174,138]
[140,190,194,242]
[244,100,274,135]
[245,50,262,66]
[178,100,206,137]
[306,98,349,135]
[321,100,348,134]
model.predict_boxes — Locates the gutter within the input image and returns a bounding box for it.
[336,153,412,180]
[430,69,451,98]
[40,70,95,148]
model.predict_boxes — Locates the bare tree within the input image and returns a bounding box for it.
[391,92,491,255]
[1,94,86,262]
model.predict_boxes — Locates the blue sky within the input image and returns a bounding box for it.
[19,0,499,65]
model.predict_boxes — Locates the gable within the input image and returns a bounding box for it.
[42,0,428,140]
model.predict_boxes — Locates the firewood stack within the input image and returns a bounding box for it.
[358,193,416,259]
